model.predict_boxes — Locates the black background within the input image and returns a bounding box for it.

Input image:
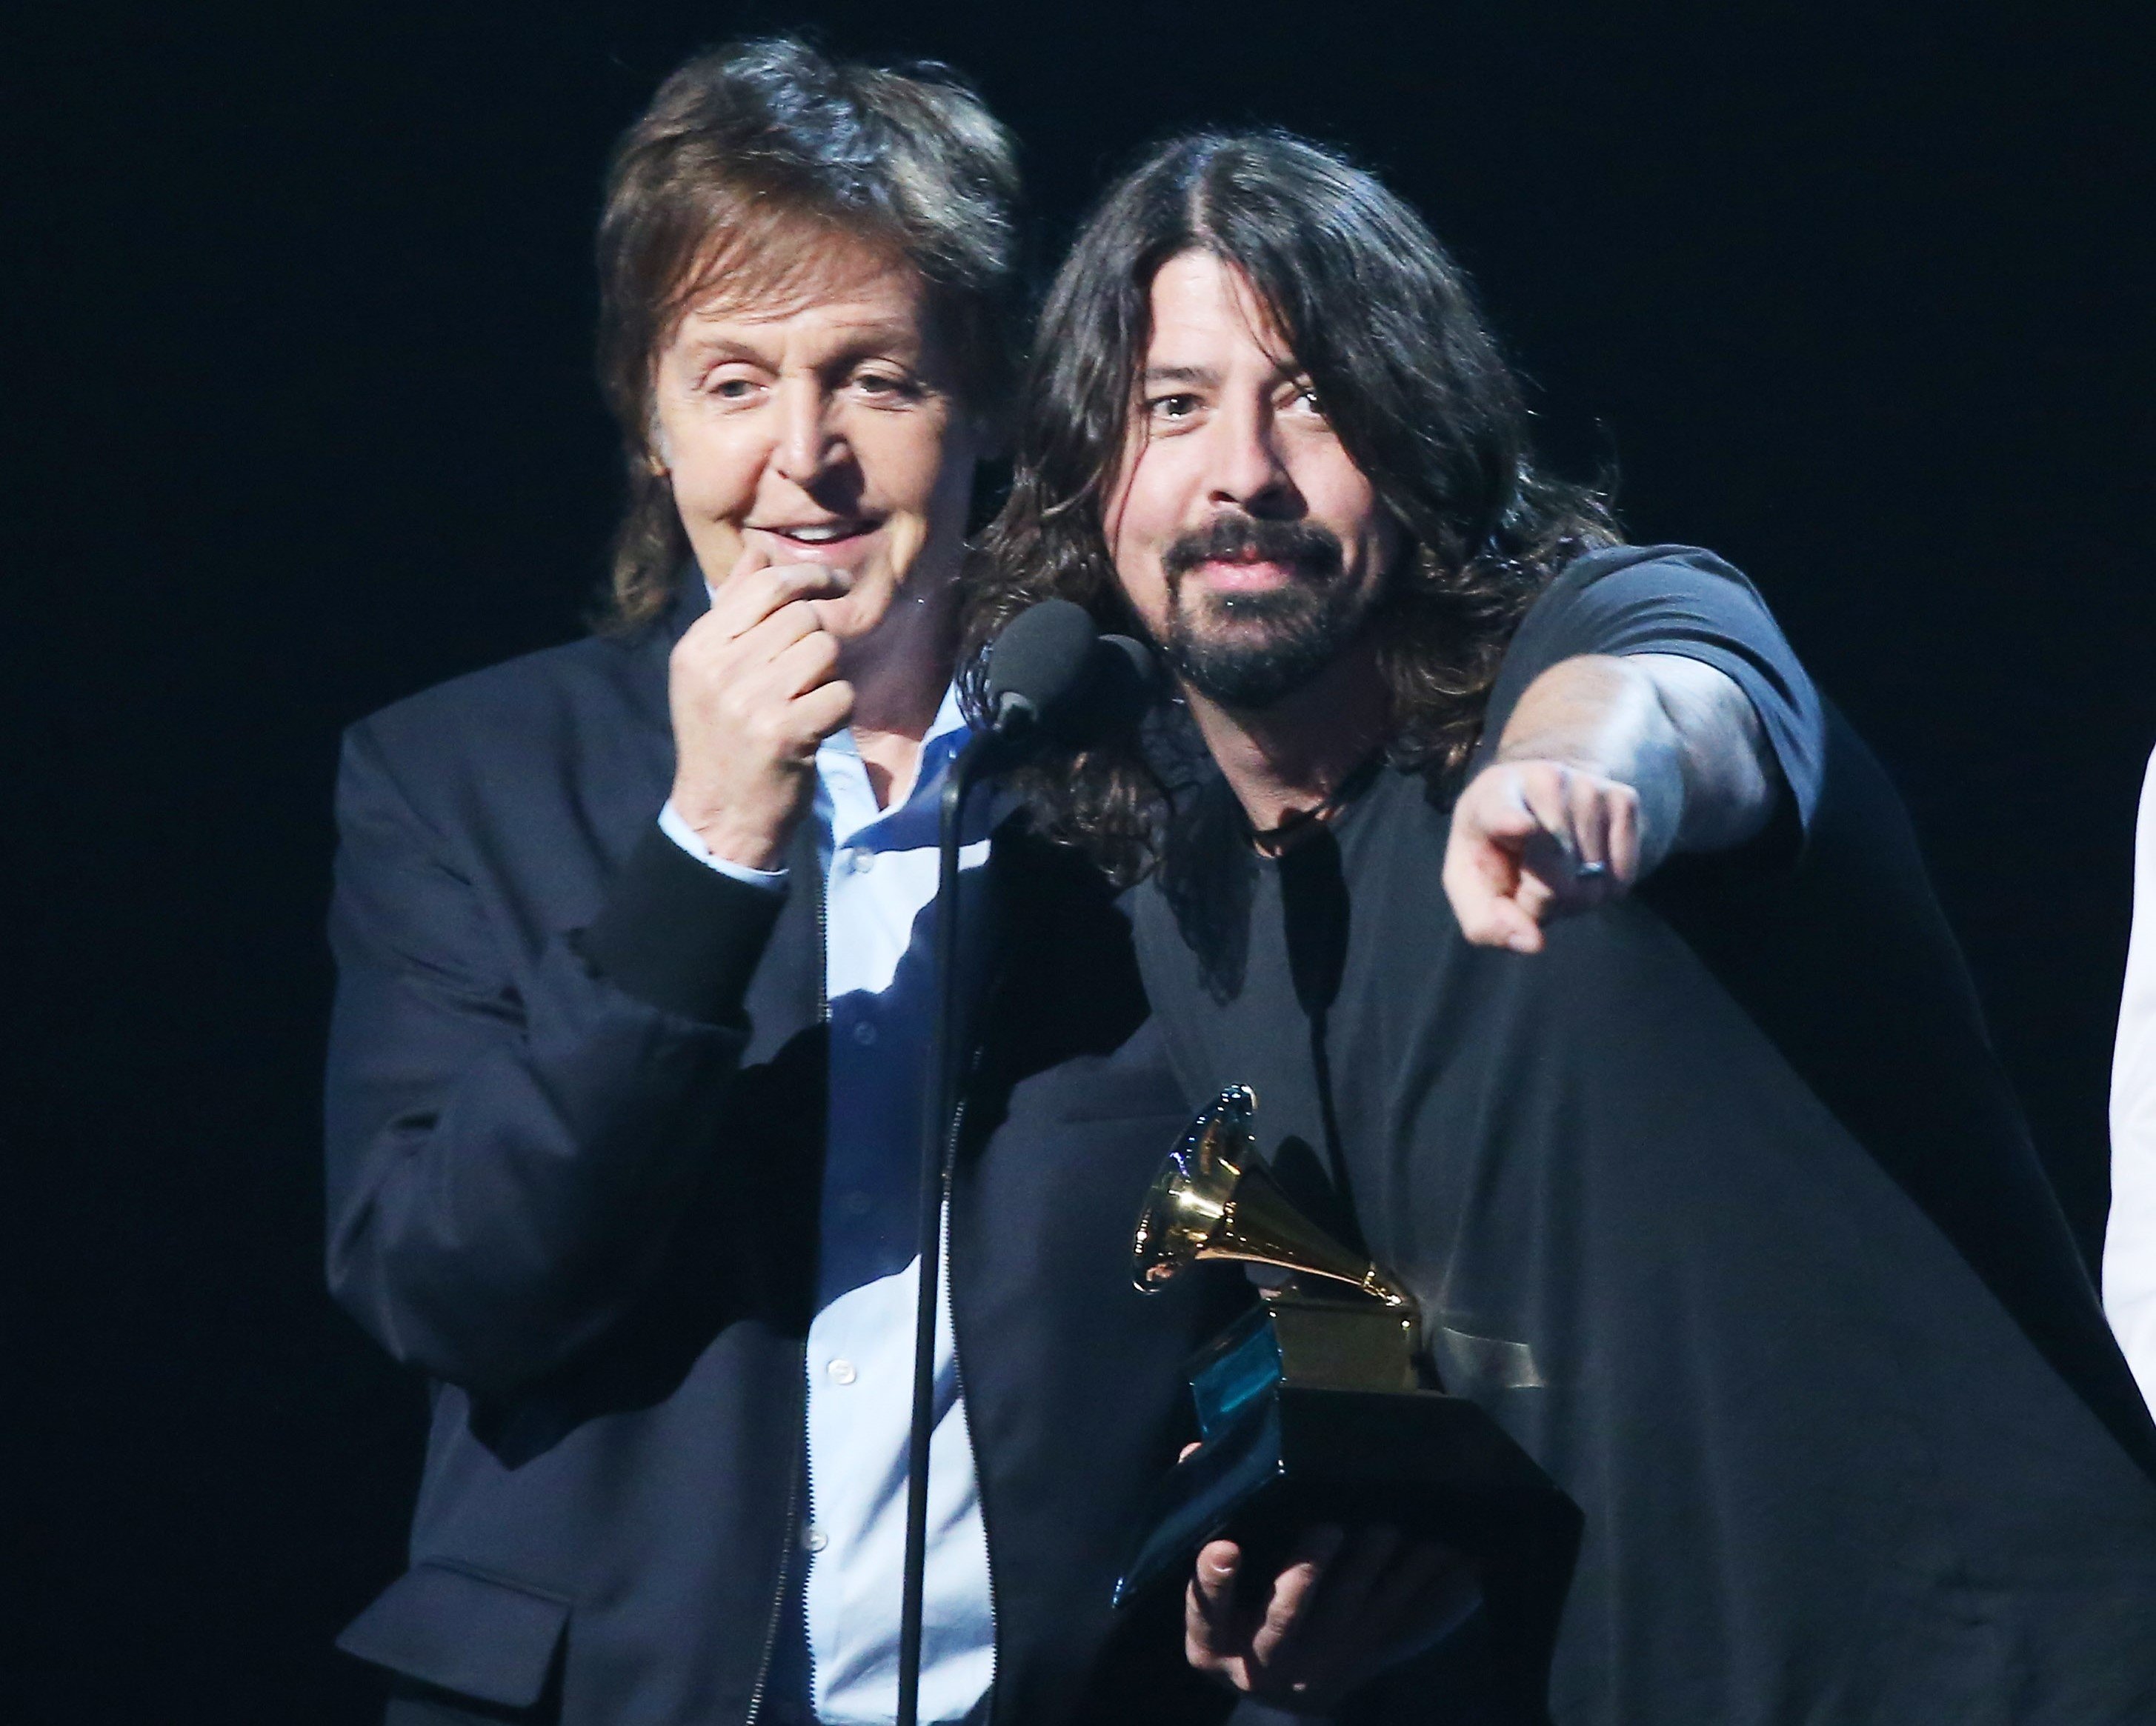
[10,0,2154,1715]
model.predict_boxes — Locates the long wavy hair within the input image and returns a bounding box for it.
[962,130,1617,882]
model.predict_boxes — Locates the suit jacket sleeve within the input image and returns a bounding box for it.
[323,716,784,1397]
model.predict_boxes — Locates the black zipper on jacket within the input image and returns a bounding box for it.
[815,859,831,1026]
[743,1406,805,1726]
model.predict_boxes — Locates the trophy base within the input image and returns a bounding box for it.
[1113,1383,1581,1720]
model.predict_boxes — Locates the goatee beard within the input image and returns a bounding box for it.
[1159,512,1377,710]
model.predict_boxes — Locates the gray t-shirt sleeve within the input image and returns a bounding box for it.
[1480,543,1827,834]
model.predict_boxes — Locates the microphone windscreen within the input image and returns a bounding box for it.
[985,599,1104,724]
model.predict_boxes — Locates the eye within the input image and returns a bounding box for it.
[701,367,763,404]
[851,367,926,403]
[1147,392,1202,421]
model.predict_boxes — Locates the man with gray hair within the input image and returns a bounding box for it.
[325,43,1238,1725]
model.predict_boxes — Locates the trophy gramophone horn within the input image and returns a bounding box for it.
[1132,1085,1413,1307]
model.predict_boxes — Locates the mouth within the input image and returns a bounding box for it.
[1188,556,1300,595]
[747,519,883,561]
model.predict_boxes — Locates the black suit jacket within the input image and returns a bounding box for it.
[324,576,1239,1725]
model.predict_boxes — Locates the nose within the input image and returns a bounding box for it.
[771,376,841,487]
[1205,396,1299,516]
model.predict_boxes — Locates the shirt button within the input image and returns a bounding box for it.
[827,1359,857,1385]
[851,849,877,873]
[803,1525,828,1553]
[851,1021,878,1047]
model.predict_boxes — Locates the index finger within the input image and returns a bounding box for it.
[1188,1539,1243,1644]
[1443,819,1546,953]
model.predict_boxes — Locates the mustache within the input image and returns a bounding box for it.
[1160,512,1345,584]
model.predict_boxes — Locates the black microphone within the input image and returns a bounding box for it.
[983,597,1157,752]
[895,599,1157,1726]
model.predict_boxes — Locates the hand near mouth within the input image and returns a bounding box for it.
[665,540,858,871]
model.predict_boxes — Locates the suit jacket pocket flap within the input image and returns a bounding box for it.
[338,1559,570,1708]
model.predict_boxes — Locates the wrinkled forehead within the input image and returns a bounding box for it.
[661,213,916,346]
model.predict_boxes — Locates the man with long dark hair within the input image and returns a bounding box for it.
[970,130,2156,1720]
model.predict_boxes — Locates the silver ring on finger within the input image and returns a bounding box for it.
[1573,859,1608,882]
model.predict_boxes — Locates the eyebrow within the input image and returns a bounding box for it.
[814,319,925,352]
[684,335,769,364]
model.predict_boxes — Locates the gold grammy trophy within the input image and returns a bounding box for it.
[1116,1086,1582,1720]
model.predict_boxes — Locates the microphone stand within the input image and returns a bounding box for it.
[896,715,1025,1726]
